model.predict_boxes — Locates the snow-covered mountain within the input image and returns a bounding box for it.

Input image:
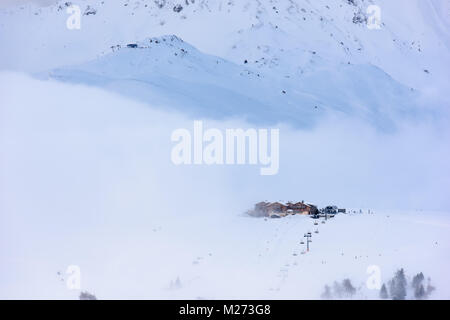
[2,1,450,81]
[0,0,450,127]
[42,34,429,129]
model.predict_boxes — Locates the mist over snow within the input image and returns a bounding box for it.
[0,0,450,299]
[1,72,449,299]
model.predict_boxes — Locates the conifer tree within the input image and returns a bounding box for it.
[379,283,389,299]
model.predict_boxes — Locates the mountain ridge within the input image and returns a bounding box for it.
[42,34,429,130]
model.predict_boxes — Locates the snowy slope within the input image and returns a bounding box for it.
[1,0,449,95]
[1,73,449,299]
[1,0,448,127]
[42,34,429,129]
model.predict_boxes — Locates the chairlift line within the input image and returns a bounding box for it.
[304,231,313,252]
